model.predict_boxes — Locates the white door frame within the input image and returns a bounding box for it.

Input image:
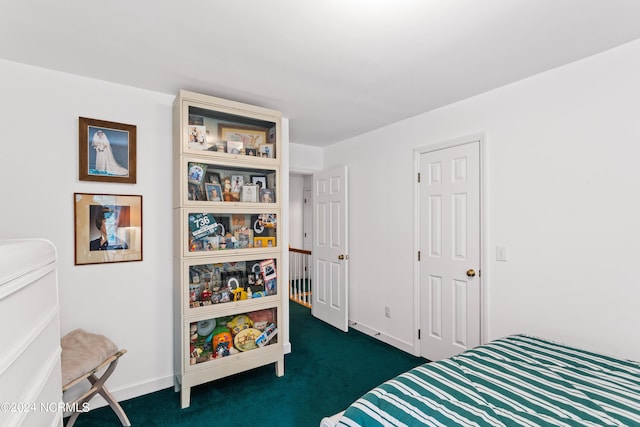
[413,133,488,356]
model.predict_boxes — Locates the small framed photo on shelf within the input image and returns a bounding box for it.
[226,140,243,155]
[212,141,227,153]
[266,172,276,189]
[188,183,204,201]
[79,117,136,184]
[260,259,277,281]
[204,183,223,201]
[188,163,207,185]
[230,175,244,192]
[74,193,142,265]
[188,125,208,150]
[219,125,268,150]
[234,228,254,248]
[259,143,274,158]
[205,171,221,184]
[240,184,258,202]
[188,114,204,126]
[245,148,257,157]
[260,188,275,203]
[254,237,276,248]
[251,175,267,190]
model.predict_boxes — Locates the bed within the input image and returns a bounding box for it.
[321,334,640,426]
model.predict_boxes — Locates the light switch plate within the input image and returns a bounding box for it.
[496,245,507,262]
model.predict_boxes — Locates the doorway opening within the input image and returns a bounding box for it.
[289,173,313,307]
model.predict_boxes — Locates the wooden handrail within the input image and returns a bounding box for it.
[288,246,311,255]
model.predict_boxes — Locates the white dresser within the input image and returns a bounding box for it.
[0,239,63,427]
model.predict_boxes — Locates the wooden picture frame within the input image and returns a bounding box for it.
[219,125,268,150]
[79,117,136,184]
[74,193,142,265]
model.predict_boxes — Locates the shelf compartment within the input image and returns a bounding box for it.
[176,93,281,163]
[183,304,281,371]
[177,156,279,207]
[175,208,279,258]
[178,254,280,315]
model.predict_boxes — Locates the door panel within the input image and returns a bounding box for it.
[420,141,480,360]
[429,276,442,337]
[312,166,348,331]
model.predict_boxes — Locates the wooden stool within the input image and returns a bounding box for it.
[61,329,131,427]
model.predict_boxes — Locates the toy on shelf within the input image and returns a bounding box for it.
[188,308,278,365]
[212,327,234,359]
[256,323,277,347]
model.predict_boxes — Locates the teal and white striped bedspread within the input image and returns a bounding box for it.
[338,335,640,426]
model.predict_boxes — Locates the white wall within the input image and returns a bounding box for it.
[288,144,322,249]
[324,39,640,361]
[289,174,305,249]
[0,59,175,401]
[0,59,295,405]
[289,142,323,173]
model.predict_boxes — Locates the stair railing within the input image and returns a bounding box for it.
[289,246,312,308]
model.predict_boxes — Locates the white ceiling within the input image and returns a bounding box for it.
[2,1,640,146]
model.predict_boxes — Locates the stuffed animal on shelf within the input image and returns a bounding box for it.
[211,327,234,359]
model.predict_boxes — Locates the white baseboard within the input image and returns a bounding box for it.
[79,374,175,412]
[348,320,415,355]
[75,342,293,414]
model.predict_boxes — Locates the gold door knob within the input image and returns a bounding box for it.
[466,269,476,277]
[338,255,344,260]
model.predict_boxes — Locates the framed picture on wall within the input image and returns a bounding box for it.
[79,117,137,184]
[74,193,143,265]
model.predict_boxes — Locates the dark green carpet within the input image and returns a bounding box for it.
[71,301,426,426]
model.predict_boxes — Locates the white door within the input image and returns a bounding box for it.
[312,166,349,331]
[419,140,481,360]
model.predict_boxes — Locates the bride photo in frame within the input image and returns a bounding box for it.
[78,117,137,184]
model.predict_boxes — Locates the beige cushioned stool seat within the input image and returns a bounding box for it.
[61,329,130,426]
[61,329,119,386]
